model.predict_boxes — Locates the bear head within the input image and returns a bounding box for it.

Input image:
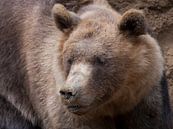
[52,4,163,116]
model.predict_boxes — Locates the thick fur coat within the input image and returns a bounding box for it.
[0,0,172,129]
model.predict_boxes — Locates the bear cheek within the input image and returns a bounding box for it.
[85,70,112,105]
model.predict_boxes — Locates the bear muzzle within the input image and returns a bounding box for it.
[59,63,93,114]
[59,63,92,101]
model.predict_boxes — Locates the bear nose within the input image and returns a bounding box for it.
[59,89,76,100]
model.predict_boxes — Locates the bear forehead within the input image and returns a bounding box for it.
[64,19,129,57]
[68,19,119,44]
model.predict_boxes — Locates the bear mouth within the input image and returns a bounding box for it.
[68,105,81,110]
[67,105,88,115]
[67,105,82,112]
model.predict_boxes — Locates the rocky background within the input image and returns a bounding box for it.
[57,0,173,105]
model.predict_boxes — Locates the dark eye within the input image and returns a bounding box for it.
[95,57,106,65]
[67,58,73,65]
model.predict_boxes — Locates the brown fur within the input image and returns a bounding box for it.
[56,1,163,114]
[0,0,172,129]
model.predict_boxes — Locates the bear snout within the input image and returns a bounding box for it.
[60,63,92,101]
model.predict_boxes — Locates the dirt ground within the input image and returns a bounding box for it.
[58,0,173,105]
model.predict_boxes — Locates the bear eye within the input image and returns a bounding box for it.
[95,57,106,66]
[67,58,73,65]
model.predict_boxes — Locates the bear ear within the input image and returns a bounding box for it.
[118,9,147,36]
[52,4,81,32]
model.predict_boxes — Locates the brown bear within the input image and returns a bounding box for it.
[0,0,172,129]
